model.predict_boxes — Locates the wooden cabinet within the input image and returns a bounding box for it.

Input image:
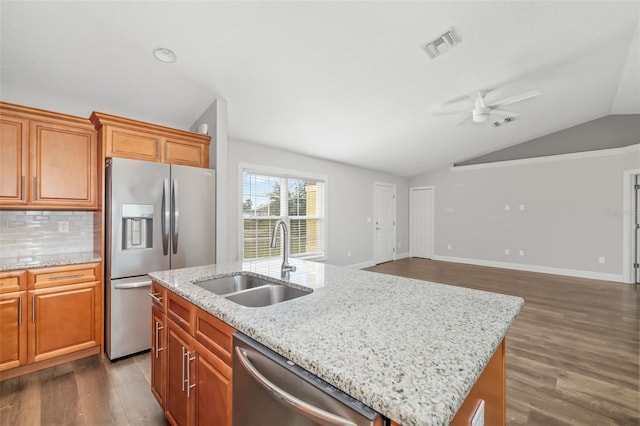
[151,282,235,426]
[0,115,29,206]
[151,282,167,409]
[90,112,211,168]
[0,271,27,372]
[0,263,103,381]
[0,103,98,209]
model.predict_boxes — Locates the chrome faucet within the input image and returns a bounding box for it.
[270,219,297,277]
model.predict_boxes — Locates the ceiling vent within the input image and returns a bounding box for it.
[421,28,459,60]
[493,117,517,127]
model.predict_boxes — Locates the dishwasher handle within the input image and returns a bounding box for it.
[235,347,357,426]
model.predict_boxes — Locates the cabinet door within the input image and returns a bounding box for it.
[166,319,194,426]
[194,340,232,426]
[30,120,97,208]
[151,305,167,409]
[0,115,29,206]
[105,126,162,162]
[0,292,27,371]
[28,281,98,363]
[163,138,208,168]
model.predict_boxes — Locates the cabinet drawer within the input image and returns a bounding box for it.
[0,271,26,293]
[150,281,167,312]
[167,291,194,335]
[195,308,236,367]
[29,263,99,289]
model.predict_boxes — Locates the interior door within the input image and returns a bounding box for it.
[410,187,434,259]
[170,165,216,269]
[373,183,396,264]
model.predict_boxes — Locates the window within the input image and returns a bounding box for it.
[242,168,326,260]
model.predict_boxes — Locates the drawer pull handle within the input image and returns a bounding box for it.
[154,321,164,358]
[148,292,163,304]
[20,176,25,201]
[33,177,37,200]
[49,273,84,281]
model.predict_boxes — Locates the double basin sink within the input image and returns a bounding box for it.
[193,274,311,307]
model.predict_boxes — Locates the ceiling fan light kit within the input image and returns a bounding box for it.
[433,89,540,126]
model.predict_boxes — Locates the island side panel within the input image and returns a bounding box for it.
[450,339,505,426]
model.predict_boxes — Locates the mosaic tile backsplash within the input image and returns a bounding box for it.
[0,211,95,261]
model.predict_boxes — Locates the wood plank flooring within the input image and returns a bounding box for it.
[366,258,640,426]
[1,258,638,425]
[0,352,167,426]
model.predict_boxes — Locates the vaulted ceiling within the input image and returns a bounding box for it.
[1,1,638,177]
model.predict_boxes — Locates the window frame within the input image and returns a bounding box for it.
[238,163,328,262]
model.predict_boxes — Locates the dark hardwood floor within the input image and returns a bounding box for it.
[366,258,640,426]
[0,351,167,426]
[2,258,638,425]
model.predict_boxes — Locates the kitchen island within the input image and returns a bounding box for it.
[149,258,523,426]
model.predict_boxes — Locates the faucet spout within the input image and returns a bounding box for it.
[270,219,297,277]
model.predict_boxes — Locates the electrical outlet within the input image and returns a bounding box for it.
[347,250,352,257]
[598,256,605,264]
[447,244,452,250]
[519,250,525,256]
[58,221,69,233]
[471,399,485,426]
[519,204,525,211]
[504,248,510,255]
[504,204,510,211]
[366,217,372,223]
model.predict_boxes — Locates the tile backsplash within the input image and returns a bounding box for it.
[0,211,94,260]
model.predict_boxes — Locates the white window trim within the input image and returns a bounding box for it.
[238,162,329,262]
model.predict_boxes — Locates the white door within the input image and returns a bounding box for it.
[410,187,434,259]
[373,183,396,264]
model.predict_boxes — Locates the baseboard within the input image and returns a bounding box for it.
[432,255,626,283]
[346,260,376,270]
[396,252,410,260]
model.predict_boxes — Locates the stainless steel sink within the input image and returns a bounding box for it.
[194,275,273,295]
[225,284,311,307]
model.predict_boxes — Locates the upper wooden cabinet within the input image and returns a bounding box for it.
[0,103,98,210]
[90,112,210,168]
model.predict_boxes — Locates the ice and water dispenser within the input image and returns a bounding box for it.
[121,204,153,250]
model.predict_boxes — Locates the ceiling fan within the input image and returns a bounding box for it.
[433,89,541,125]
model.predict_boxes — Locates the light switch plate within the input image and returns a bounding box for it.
[58,221,69,233]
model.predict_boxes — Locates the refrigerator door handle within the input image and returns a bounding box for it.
[162,178,170,256]
[172,178,180,254]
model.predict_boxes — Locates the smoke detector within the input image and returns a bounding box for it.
[421,28,460,60]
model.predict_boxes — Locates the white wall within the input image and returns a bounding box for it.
[410,147,640,282]
[227,139,409,267]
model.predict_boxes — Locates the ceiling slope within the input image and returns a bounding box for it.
[1,1,638,177]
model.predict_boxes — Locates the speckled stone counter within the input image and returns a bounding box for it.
[0,251,102,271]
[149,258,523,426]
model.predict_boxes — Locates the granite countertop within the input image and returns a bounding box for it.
[0,251,102,271]
[149,258,523,426]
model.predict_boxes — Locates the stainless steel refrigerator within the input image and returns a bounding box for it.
[105,157,215,360]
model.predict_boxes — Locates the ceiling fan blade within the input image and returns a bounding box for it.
[490,109,520,118]
[488,90,540,107]
[456,113,472,125]
[432,110,470,116]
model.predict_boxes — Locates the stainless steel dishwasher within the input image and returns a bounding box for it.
[233,333,385,426]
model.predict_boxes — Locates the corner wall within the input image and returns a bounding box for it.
[227,139,410,267]
[410,146,640,282]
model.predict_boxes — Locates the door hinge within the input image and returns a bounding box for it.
[635,184,640,191]
[634,263,640,269]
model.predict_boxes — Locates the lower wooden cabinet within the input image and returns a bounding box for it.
[151,304,167,407]
[0,291,27,371]
[0,263,103,380]
[151,282,235,426]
